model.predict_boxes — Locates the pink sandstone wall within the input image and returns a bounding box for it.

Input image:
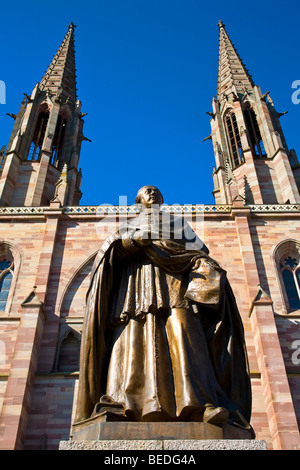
[29,214,275,448]
[0,210,299,449]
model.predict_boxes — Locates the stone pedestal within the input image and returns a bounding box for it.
[59,439,267,450]
[59,415,267,450]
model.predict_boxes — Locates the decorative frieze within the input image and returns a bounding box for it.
[0,203,299,216]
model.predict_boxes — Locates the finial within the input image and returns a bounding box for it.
[217,20,225,29]
[61,163,68,178]
[69,22,76,30]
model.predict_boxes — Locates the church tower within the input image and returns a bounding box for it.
[0,23,86,207]
[209,21,300,205]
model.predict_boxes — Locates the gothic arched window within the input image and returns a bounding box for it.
[28,110,49,161]
[53,327,81,373]
[0,258,14,311]
[275,240,300,313]
[50,115,67,168]
[57,331,80,372]
[243,103,266,158]
[224,111,244,168]
[279,256,300,311]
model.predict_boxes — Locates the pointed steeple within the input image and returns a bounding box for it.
[217,20,254,97]
[0,23,85,207]
[208,21,300,206]
[40,22,77,104]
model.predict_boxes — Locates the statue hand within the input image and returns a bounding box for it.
[192,257,202,270]
[133,230,152,247]
[121,232,136,250]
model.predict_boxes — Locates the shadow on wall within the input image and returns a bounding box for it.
[23,256,96,449]
[23,377,77,450]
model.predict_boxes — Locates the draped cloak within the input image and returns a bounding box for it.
[75,209,252,430]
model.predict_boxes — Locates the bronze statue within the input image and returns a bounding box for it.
[75,185,252,432]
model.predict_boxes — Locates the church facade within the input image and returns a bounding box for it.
[0,22,299,450]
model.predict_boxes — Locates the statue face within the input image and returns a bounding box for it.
[137,186,163,208]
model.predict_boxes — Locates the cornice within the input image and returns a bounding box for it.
[0,203,299,218]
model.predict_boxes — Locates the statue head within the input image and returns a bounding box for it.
[135,185,164,208]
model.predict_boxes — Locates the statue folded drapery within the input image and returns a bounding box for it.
[75,186,253,433]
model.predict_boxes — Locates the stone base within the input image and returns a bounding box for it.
[59,414,267,451]
[59,439,267,450]
[70,416,254,441]
[59,417,267,450]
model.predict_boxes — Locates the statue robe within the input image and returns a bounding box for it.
[75,209,252,430]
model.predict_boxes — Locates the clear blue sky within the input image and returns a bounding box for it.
[1,0,299,206]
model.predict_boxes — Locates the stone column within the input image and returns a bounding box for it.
[0,152,22,207]
[35,207,62,303]
[0,206,62,449]
[0,291,45,450]
[249,291,300,450]
[233,201,300,450]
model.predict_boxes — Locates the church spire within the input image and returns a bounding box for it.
[40,22,77,105]
[0,23,86,207]
[217,20,254,97]
[208,21,300,206]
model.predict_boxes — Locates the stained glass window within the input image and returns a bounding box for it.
[0,258,14,311]
[280,256,300,312]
